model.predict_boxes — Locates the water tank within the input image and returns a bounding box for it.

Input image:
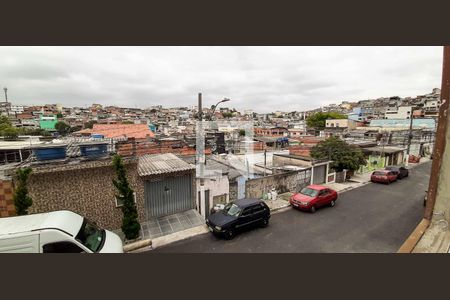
[32,144,67,161]
[91,134,105,139]
[78,141,109,157]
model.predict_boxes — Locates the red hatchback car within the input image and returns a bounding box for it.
[371,170,397,184]
[290,185,338,213]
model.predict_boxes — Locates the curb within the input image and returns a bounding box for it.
[270,203,291,212]
[123,239,152,253]
[397,218,430,253]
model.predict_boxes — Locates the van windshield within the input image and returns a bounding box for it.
[75,218,105,252]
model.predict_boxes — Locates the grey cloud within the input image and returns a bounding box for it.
[0,46,443,112]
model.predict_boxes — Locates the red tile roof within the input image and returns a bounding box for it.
[77,124,154,139]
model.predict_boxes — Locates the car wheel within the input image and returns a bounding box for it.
[224,230,234,240]
[310,206,316,213]
[330,200,336,207]
[261,218,269,227]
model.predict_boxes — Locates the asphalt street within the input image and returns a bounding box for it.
[149,161,431,253]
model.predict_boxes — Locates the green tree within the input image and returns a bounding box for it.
[84,120,97,129]
[55,121,71,136]
[56,113,63,118]
[112,155,140,240]
[0,115,12,129]
[222,112,233,118]
[306,112,347,130]
[13,168,33,215]
[3,127,19,140]
[121,120,134,124]
[239,129,246,136]
[310,136,366,172]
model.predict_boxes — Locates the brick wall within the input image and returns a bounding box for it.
[24,159,146,231]
[0,180,15,217]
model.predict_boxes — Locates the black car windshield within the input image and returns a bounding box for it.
[75,218,105,252]
[223,203,242,217]
[300,187,319,197]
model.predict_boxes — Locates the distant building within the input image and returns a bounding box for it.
[384,106,412,119]
[39,115,58,131]
[369,118,436,130]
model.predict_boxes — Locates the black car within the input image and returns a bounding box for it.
[205,198,270,240]
[385,165,409,179]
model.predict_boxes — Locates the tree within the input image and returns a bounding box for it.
[3,127,19,140]
[56,113,63,118]
[0,115,12,130]
[310,136,366,172]
[13,168,33,215]
[306,112,347,130]
[84,120,97,129]
[112,155,140,240]
[239,129,246,136]
[222,112,233,118]
[55,121,71,136]
[121,120,134,124]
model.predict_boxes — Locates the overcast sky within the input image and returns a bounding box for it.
[0,46,443,113]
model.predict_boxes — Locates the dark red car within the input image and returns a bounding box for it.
[289,185,338,213]
[371,170,397,184]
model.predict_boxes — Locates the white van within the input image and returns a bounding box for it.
[0,210,124,253]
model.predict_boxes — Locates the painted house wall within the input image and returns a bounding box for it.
[196,175,229,218]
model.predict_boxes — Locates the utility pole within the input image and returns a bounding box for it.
[424,46,450,221]
[263,149,267,177]
[405,106,415,165]
[197,92,206,217]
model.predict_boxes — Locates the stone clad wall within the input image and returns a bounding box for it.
[26,160,145,231]
[0,180,15,217]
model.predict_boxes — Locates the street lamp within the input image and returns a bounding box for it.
[209,98,231,120]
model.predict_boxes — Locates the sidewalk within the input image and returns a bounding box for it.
[324,156,432,193]
[127,195,293,252]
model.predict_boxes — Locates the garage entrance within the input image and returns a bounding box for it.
[144,175,194,219]
[312,165,327,184]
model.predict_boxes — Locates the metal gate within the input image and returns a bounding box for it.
[312,165,326,184]
[144,175,194,218]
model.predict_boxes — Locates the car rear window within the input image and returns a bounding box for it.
[373,171,386,176]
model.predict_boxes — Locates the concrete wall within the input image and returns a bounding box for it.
[245,169,311,199]
[196,175,229,218]
[24,159,146,231]
[229,181,238,202]
[273,155,312,168]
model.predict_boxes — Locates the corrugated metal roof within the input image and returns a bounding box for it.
[138,153,195,176]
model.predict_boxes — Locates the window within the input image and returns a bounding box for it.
[319,190,328,196]
[223,203,242,217]
[300,187,319,197]
[116,191,137,207]
[75,218,105,252]
[241,208,252,217]
[43,241,86,253]
[252,203,266,214]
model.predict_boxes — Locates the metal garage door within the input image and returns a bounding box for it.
[312,165,326,184]
[144,175,194,218]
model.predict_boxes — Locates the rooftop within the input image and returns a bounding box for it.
[77,124,155,139]
[138,153,195,176]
